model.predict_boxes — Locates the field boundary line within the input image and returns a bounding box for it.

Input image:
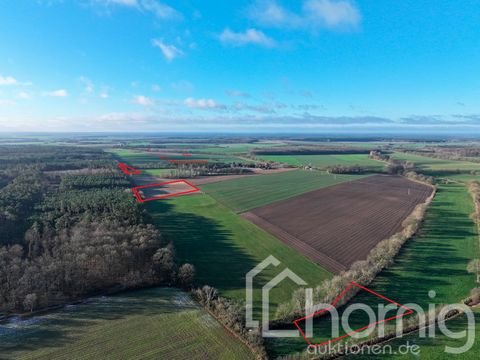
[238,173,375,214]
[201,304,265,359]
[131,179,201,203]
[307,308,464,360]
[467,182,480,283]
[293,281,414,348]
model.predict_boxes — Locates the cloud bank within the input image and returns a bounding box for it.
[219,28,277,47]
[248,0,361,31]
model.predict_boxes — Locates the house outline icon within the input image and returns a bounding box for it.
[246,255,310,338]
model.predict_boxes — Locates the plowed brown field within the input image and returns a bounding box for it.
[243,175,433,274]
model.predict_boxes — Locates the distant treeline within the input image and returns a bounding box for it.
[400,147,480,163]
[145,137,258,145]
[166,166,254,179]
[0,145,113,169]
[167,161,276,178]
[287,136,448,143]
[251,146,372,156]
[325,165,370,174]
[368,150,434,184]
[135,162,174,169]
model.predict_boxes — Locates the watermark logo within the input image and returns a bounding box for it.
[294,281,414,346]
[245,255,308,337]
[246,256,476,355]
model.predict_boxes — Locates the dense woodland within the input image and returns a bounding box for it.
[0,146,191,313]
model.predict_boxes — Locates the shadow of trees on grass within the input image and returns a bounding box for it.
[265,185,478,358]
[1,197,260,358]
[147,199,259,293]
[0,288,193,357]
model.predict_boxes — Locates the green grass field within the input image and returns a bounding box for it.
[147,193,332,317]
[112,145,479,359]
[349,310,480,359]
[267,183,479,357]
[189,142,286,155]
[365,183,478,307]
[200,170,369,213]
[108,148,167,166]
[144,168,173,177]
[391,152,480,174]
[259,154,384,170]
[438,173,480,183]
[0,288,254,360]
[110,148,244,165]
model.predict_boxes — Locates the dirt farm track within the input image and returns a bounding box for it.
[243,175,433,274]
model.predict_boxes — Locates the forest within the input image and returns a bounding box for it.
[0,146,192,313]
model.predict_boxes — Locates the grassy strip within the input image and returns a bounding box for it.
[147,193,332,317]
[259,154,384,171]
[0,288,254,360]
[107,148,165,165]
[347,309,480,359]
[391,152,480,173]
[366,183,478,307]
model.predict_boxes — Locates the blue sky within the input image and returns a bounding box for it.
[0,0,479,132]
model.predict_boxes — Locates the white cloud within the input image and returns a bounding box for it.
[226,89,251,98]
[184,97,224,109]
[152,39,184,61]
[171,80,193,92]
[104,0,138,6]
[97,112,153,123]
[47,89,68,97]
[219,28,276,48]
[152,84,162,92]
[0,99,16,106]
[248,0,361,30]
[18,91,31,99]
[79,76,94,93]
[0,75,18,86]
[247,0,301,28]
[304,0,361,28]
[92,0,181,19]
[98,85,110,98]
[140,0,181,19]
[134,95,154,106]
[232,102,276,114]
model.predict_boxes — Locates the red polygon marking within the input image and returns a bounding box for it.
[118,162,141,175]
[293,281,414,347]
[131,179,200,203]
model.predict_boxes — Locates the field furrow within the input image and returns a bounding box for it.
[248,175,433,272]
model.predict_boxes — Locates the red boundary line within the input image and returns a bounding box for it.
[118,162,141,175]
[131,179,200,203]
[292,281,414,347]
